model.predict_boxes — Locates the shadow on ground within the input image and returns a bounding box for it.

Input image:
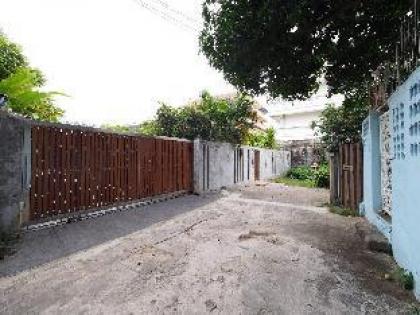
[0,193,221,277]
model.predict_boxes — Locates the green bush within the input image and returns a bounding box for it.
[313,164,330,188]
[284,164,330,188]
[286,166,313,181]
[391,267,414,291]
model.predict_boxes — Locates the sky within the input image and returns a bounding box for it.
[1,0,236,126]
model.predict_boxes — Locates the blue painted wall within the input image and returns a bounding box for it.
[388,67,420,299]
[362,112,392,240]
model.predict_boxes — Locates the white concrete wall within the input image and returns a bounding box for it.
[193,139,291,193]
[258,148,291,180]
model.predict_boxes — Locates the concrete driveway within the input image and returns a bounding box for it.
[0,183,417,314]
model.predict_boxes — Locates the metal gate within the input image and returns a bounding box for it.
[30,125,193,221]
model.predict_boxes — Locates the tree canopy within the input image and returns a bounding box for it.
[200,0,410,99]
[245,127,277,149]
[0,33,63,121]
[102,120,159,136]
[311,94,369,152]
[103,92,268,145]
[0,34,27,81]
[0,68,64,122]
[154,92,257,143]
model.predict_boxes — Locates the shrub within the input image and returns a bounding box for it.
[286,166,313,181]
[313,164,330,188]
[391,267,414,291]
[284,164,330,188]
[245,127,277,149]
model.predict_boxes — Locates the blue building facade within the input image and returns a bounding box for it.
[363,67,420,299]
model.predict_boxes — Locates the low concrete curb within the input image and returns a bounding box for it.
[23,191,190,232]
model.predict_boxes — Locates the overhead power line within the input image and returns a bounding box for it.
[148,0,199,24]
[133,0,201,32]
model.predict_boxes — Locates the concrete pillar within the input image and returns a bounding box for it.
[0,112,31,235]
[362,111,382,215]
[193,138,203,194]
[21,125,32,224]
[363,111,382,215]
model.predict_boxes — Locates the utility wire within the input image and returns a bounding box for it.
[148,0,200,24]
[137,0,198,31]
[133,0,201,32]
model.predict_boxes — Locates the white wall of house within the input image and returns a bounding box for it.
[265,85,344,142]
[270,109,323,141]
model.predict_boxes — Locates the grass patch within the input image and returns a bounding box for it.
[273,177,316,188]
[276,165,330,188]
[387,267,415,291]
[328,204,359,217]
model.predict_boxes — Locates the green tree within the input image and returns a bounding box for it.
[0,34,27,81]
[0,68,64,122]
[245,127,277,149]
[102,120,159,136]
[311,94,369,152]
[154,92,256,143]
[0,33,64,121]
[200,0,410,99]
[101,124,132,133]
[103,92,259,144]
[137,120,159,136]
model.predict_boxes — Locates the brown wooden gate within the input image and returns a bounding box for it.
[330,143,363,211]
[30,125,193,221]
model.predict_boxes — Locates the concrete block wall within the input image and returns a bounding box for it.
[379,111,392,216]
[282,139,327,167]
[193,139,291,194]
[0,112,31,235]
[387,67,420,299]
[363,67,420,300]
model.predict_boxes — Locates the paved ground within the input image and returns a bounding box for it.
[0,183,418,314]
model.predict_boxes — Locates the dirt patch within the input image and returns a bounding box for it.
[238,230,285,246]
[238,230,273,241]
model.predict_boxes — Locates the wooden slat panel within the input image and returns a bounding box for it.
[29,125,194,221]
[332,142,364,212]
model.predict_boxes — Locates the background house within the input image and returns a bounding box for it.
[265,85,344,142]
[260,85,344,166]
